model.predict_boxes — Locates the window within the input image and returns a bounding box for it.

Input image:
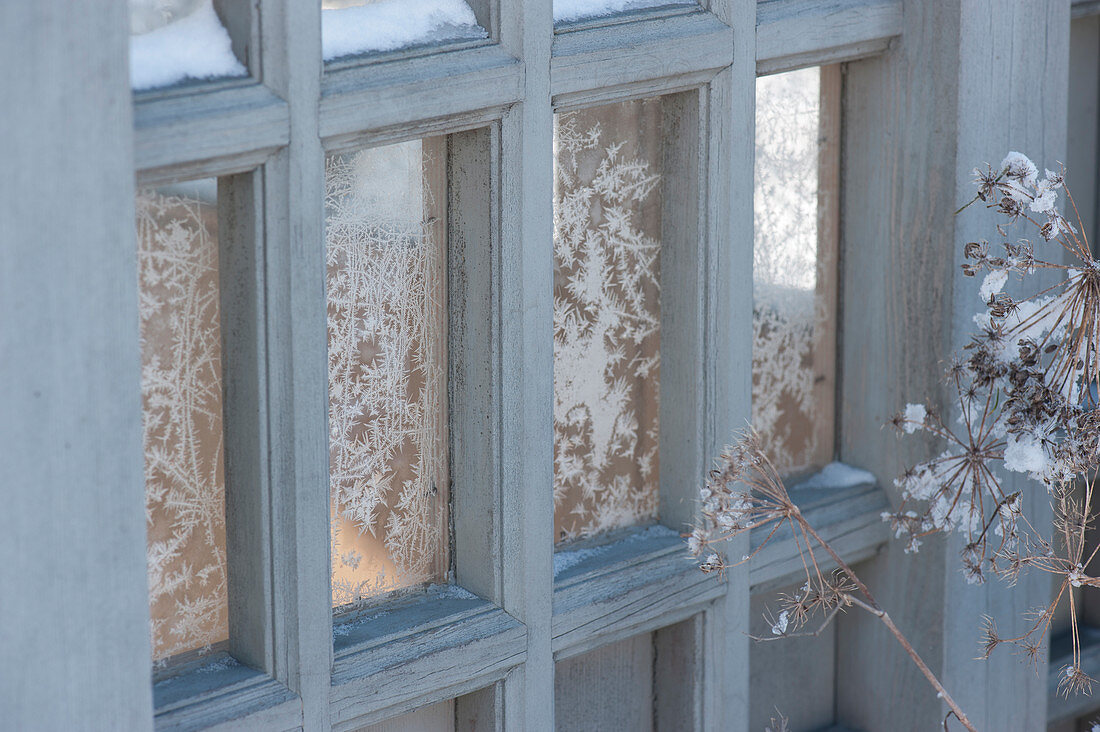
[18,0,1080,730]
[126,0,902,728]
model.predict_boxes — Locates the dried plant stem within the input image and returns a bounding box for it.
[796,511,979,732]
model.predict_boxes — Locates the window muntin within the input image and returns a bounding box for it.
[129,0,247,91]
[326,137,451,609]
[553,98,663,543]
[752,66,836,478]
[136,179,229,664]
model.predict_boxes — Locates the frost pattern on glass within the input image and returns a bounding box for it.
[326,139,449,609]
[553,100,662,543]
[137,183,229,662]
[753,67,824,477]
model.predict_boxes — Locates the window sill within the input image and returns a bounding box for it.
[552,524,724,660]
[329,587,525,729]
[749,476,889,593]
[153,658,298,732]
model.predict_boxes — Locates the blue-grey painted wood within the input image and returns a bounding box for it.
[259,1,333,730]
[498,0,556,727]
[320,46,523,143]
[135,84,289,177]
[837,2,1068,729]
[756,0,902,75]
[0,1,154,729]
[552,528,725,659]
[704,2,754,730]
[154,661,299,732]
[750,482,889,593]
[551,10,733,98]
[329,598,525,730]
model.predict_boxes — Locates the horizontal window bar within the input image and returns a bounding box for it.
[135,83,289,177]
[551,10,732,99]
[749,475,889,593]
[329,591,525,729]
[756,0,902,75]
[552,525,724,660]
[320,44,521,141]
[153,662,299,732]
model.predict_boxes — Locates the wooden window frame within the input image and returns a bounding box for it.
[130,1,907,730]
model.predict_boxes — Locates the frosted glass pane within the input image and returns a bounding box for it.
[326,138,450,609]
[753,67,831,477]
[321,0,487,62]
[553,99,662,543]
[129,0,247,91]
[137,180,229,664]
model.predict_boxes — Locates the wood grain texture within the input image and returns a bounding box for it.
[551,11,733,98]
[703,1,755,729]
[756,0,902,75]
[836,2,1068,730]
[135,84,289,176]
[320,46,522,142]
[1068,16,1100,256]
[330,601,525,729]
[552,528,725,660]
[497,0,556,726]
[259,1,332,730]
[749,482,889,593]
[0,1,154,728]
[155,671,299,732]
[218,172,275,675]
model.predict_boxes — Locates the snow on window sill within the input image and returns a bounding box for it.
[130,0,247,92]
[322,0,488,63]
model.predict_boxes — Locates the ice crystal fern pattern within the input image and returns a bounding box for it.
[753,67,827,476]
[326,140,449,608]
[553,100,662,542]
[136,186,228,662]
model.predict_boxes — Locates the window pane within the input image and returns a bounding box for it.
[129,0,247,91]
[555,633,654,731]
[355,698,454,732]
[553,99,662,543]
[553,0,695,25]
[321,0,488,62]
[326,138,450,609]
[753,67,835,477]
[136,180,229,664]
